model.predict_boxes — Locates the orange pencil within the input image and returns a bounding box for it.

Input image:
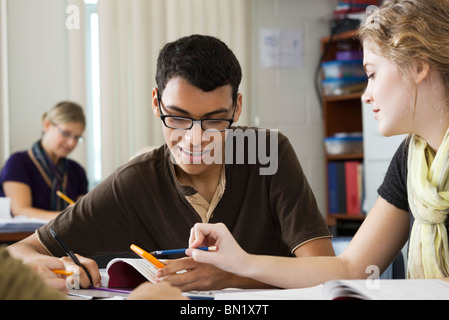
[130,244,165,268]
[52,269,73,276]
[56,191,75,205]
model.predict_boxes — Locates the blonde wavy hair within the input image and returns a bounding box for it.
[358,0,449,98]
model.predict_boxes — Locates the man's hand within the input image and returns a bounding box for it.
[60,254,101,288]
[156,257,235,292]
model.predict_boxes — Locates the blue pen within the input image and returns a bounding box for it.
[151,246,217,256]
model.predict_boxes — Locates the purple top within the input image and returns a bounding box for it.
[0,151,88,212]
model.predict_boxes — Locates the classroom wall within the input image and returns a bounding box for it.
[4,0,87,166]
[250,0,334,215]
[0,0,7,163]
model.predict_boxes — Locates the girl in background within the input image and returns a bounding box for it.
[0,101,88,220]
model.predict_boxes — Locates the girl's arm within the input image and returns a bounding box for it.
[3,181,59,220]
[187,197,410,288]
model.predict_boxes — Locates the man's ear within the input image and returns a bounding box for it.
[415,61,430,85]
[152,87,160,117]
[232,93,243,123]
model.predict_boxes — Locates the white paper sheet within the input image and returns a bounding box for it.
[259,29,303,68]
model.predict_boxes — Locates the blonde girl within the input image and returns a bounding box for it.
[0,101,87,220]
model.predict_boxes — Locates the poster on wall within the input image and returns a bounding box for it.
[259,28,303,68]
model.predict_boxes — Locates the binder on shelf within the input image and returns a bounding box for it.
[345,161,361,215]
[327,162,346,214]
[336,162,347,213]
[328,161,363,215]
[327,162,338,213]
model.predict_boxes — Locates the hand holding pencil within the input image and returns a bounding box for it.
[27,256,71,293]
[186,222,248,276]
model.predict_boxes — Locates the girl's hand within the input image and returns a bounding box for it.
[186,223,249,275]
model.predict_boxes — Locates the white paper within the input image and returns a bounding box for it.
[0,197,11,219]
[322,279,449,300]
[214,285,324,300]
[0,215,48,232]
[259,29,303,68]
[66,266,81,290]
[106,258,159,284]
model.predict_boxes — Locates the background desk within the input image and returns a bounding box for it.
[0,217,46,243]
[0,231,33,243]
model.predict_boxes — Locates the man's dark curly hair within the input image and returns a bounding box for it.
[156,34,242,102]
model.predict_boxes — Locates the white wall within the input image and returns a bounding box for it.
[0,0,8,163]
[362,101,405,212]
[4,0,86,167]
[250,0,334,215]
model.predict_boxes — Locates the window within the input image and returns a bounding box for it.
[85,0,101,189]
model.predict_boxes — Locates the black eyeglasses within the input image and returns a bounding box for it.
[157,93,236,132]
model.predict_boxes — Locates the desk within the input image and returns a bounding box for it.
[0,231,33,242]
[0,217,46,243]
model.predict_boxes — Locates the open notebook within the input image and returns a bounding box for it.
[213,279,449,300]
[105,258,160,288]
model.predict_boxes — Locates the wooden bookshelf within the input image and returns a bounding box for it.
[320,31,367,235]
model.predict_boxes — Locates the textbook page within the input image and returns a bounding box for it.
[106,258,159,287]
[0,215,48,232]
[121,258,158,283]
[214,285,324,300]
[322,279,449,300]
[0,197,11,219]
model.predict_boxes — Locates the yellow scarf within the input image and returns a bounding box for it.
[407,130,449,279]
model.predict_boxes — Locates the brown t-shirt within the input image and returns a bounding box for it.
[37,127,331,259]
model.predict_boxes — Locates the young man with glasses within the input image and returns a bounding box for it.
[8,35,333,292]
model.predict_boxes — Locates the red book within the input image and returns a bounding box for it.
[345,161,361,215]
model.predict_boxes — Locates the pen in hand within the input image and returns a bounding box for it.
[151,246,217,256]
[49,228,93,286]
